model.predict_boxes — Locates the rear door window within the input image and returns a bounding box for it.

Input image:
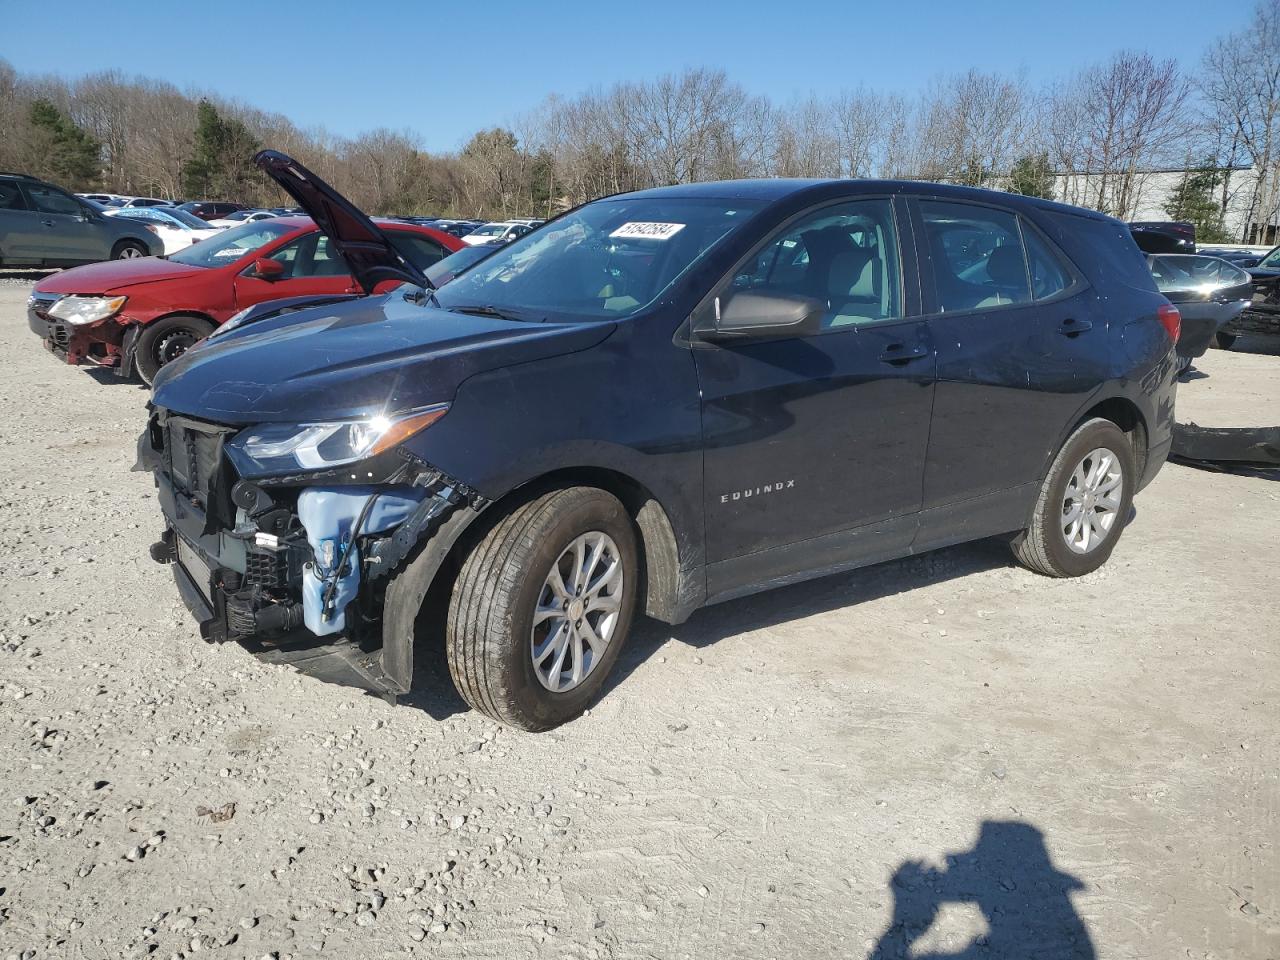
[1022,225,1073,300]
[389,233,449,272]
[920,201,1030,312]
[0,181,27,209]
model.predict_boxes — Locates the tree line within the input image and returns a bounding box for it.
[1,0,1276,243]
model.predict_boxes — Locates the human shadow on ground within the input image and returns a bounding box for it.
[867,820,1095,960]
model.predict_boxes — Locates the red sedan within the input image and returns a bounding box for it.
[27,217,463,384]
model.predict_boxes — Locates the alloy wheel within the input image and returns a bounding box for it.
[530,531,624,692]
[1061,447,1123,554]
[117,246,144,259]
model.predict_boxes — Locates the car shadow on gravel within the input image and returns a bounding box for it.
[612,536,1016,693]
[85,367,146,387]
[866,820,1096,959]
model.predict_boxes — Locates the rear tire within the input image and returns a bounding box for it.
[134,315,215,385]
[1011,418,1136,578]
[111,240,148,260]
[446,487,638,731]
[1214,332,1237,350]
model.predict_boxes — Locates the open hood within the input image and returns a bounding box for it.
[253,149,428,294]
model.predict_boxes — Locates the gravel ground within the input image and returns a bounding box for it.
[1,278,1277,960]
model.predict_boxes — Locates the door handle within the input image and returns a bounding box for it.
[879,342,930,365]
[1058,318,1093,336]
[41,219,56,228]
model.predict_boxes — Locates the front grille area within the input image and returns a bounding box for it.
[49,323,69,348]
[29,296,57,319]
[244,548,288,589]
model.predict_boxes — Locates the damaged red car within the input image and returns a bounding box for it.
[27,217,463,384]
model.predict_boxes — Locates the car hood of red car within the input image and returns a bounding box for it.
[34,257,208,295]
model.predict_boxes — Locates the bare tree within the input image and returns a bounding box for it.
[1051,53,1191,218]
[1201,0,1280,242]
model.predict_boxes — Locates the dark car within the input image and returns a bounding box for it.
[179,201,247,221]
[1218,243,1280,347]
[1,173,162,266]
[1129,221,1196,255]
[1147,254,1254,368]
[139,151,1179,731]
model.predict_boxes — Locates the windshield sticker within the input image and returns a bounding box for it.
[610,222,686,241]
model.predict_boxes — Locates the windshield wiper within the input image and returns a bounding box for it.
[448,303,523,321]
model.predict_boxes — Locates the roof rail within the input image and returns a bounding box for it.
[0,171,38,180]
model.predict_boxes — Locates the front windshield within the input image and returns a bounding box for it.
[435,196,764,321]
[1260,245,1280,268]
[168,220,297,268]
[426,244,499,286]
[468,224,506,237]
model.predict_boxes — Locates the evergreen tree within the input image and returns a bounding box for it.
[182,99,261,200]
[1164,162,1232,243]
[1008,153,1055,200]
[28,99,100,188]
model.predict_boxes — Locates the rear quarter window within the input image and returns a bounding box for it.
[1043,211,1158,294]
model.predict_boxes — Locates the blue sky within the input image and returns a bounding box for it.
[1,0,1252,151]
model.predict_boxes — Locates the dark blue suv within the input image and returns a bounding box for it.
[139,152,1178,730]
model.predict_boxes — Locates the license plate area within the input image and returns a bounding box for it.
[176,535,214,605]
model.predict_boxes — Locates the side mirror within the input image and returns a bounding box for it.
[703,291,825,340]
[250,258,285,281]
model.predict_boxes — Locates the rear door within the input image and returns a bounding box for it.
[693,196,935,597]
[0,180,43,263]
[232,231,361,310]
[910,197,1109,539]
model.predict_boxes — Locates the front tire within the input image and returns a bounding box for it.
[134,315,215,385]
[111,240,148,260]
[1214,332,1237,350]
[446,487,638,731]
[1011,418,1136,578]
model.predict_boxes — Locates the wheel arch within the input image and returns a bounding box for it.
[1071,396,1149,481]
[379,465,692,697]
[1040,393,1149,487]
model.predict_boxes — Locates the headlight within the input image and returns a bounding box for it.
[225,405,449,477]
[47,295,127,325]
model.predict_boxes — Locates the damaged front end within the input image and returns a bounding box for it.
[136,405,488,698]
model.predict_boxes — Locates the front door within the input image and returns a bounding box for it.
[692,197,935,598]
[23,183,104,262]
[910,198,1111,537]
[232,232,361,309]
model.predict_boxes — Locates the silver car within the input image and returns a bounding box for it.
[0,173,162,266]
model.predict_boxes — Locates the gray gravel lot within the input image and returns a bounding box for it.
[0,278,1276,960]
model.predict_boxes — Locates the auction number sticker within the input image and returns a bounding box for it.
[610,222,686,240]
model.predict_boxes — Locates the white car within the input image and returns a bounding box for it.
[104,207,221,254]
[117,196,177,208]
[207,209,282,229]
[461,221,536,246]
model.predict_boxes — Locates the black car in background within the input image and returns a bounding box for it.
[1130,221,1196,255]
[140,151,1178,731]
[1221,243,1280,346]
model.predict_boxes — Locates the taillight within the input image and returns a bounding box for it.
[1157,303,1181,342]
